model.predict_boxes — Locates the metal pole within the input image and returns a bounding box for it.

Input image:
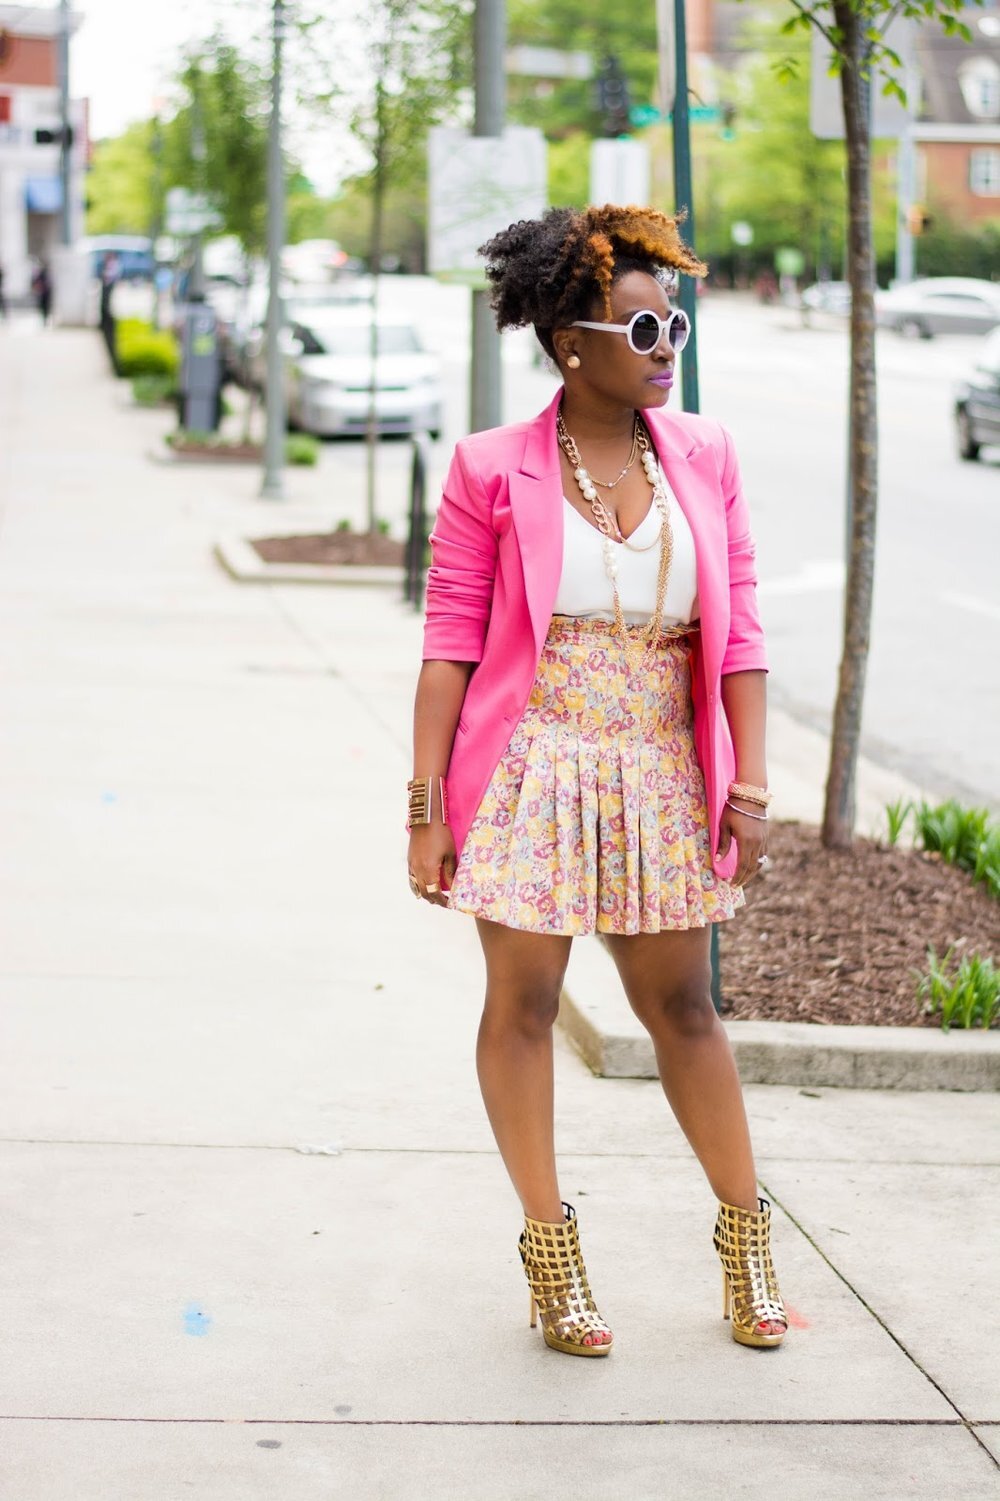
[57,0,71,245]
[670,0,699,415]
[895,66,918,285]
[261,0,286,500]
[470,0,505,434]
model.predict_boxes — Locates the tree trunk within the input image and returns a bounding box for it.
[822,5,878,849]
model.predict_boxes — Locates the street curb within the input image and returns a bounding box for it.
[559,940,1000,1092]
[214,534,401,588]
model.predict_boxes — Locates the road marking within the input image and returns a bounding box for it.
[940,590,1000,623]
[759,560,845,596]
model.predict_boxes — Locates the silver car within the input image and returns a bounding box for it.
[285,312,444,439]
[955,327,1000,461]
[875,277,1000,339]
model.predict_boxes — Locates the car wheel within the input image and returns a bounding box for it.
[899,317,931,340]
[956,407,980,462]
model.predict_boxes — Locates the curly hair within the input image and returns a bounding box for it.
[479,204,706,359]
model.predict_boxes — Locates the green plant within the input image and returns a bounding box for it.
[375,517,391,536]
[916,946,1000,1031]
[911,799,999,900]
[131,373,177,407]
[335,518,352,532]
[884,798,912,847]
[285,433,320,466]
[115,318,180,379]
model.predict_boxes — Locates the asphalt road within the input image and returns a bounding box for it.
[329,278,1000,811]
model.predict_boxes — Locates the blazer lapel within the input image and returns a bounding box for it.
[508,389,564,656]
[643,409,728,677]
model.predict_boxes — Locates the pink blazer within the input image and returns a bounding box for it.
[422,389,767,881]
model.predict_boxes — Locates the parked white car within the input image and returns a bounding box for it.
[875,277,1000,338]
[284,311,444,438]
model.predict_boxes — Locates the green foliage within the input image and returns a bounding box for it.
[916,946,1000,1031]
[334,518,352,532]
[547,132,592,209]
[884,798,912,846]
[131,373,177,407]
[115,319,180,379]
[889,798,1000,902]
[507,0,658,140]
[914,217,1000,280]
[285,434,320,466]
[86,121,160,236]
[166,40,270,257]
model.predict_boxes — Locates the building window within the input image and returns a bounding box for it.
[969,148,1000,195]
[959,57,1000,120]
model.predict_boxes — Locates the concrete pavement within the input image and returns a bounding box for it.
[1,322,999,1499]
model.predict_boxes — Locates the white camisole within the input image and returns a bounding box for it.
[552,464,699,626]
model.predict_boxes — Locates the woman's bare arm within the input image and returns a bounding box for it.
[718,669,768,886]
[408,659,475,905]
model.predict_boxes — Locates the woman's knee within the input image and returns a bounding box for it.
[482,977,563,1040]
[630,975,716,1039]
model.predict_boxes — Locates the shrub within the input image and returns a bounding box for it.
[285,433,320,466]
[916,946,1000,1031]
[115,318,180,379]
[886,797,1000,902]
[131,373,177,407]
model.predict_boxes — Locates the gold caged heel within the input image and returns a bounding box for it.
[714,1196,787,1349]
[519,1202,613,1356]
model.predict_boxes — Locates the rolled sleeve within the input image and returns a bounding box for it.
[422,443,498,663]
[718,425,768,675]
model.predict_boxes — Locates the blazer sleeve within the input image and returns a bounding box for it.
[422,440,498,663]
[718,425,768,675]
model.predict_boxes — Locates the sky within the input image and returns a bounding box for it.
[66,0,362,192]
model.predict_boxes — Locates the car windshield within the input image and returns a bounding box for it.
[301,324,421,357]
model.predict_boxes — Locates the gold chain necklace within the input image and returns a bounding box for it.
[557,409,675,668]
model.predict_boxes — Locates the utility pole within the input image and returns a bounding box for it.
[470,0,505,434]
[57,0,71,245]
[261,0,286,501]
[669,0,699,415]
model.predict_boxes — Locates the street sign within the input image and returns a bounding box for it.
[428,126,547,285]
[590,138,650,205]
[165,188,222,237]
[629,103,723,126]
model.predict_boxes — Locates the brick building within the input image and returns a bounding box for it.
[914,9,1000,226]
[0,4,86,300]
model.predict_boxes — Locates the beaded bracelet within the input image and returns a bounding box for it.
[728,780,772,809]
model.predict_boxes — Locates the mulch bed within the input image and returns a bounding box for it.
[720,821,999,1027]
[252,532,405,567]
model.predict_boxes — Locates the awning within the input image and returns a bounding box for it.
[24,176,63,213]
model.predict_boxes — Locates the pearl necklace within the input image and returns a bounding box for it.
[556,409,674,667]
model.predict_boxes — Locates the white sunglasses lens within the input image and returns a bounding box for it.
[670,314,690,351]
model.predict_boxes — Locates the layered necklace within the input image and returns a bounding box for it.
[556,407,675,666]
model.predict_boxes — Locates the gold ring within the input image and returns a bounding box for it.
[408,872,421,898]
[425,883,441,895]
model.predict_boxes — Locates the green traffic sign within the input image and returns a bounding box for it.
[629,104,724,127]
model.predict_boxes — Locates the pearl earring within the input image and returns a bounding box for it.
[566,354,581,370]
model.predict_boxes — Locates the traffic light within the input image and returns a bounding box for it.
[906,204,933,236]
[34,125,74,146]
[597,55,631,138]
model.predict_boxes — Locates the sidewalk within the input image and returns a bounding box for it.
[1,326,998,1500]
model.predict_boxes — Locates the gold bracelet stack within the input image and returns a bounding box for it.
[727,781,771,809]
[407,776,448,829]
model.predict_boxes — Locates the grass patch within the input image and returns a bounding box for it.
[916,946,1000,1030]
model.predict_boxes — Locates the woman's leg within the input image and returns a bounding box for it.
[474,918,572,1225]
[602,926,758,1210]
[602,925,783,1334]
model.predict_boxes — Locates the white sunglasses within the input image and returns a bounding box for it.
[571,307,690,354]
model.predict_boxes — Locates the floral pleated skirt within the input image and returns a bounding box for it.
[448,616,744,937]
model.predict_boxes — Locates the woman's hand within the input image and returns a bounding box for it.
[407,823,457,907]
[717,801,768,888]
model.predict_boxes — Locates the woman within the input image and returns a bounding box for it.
[407,205,785,1358]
